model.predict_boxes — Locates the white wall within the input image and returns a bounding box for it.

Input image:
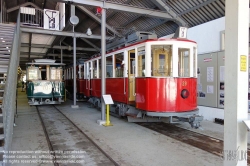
[161,17,225,54]
[187,17,225,54]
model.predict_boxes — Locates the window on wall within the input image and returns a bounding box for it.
[178,48,190,77]
[138,47,145,77]
[151,45,172,77]
[114,52,124,77]
[93,60,98,78]
[106,56,113,78]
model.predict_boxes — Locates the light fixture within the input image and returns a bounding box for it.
[68,45,72,51]
[6,47,8,49]
[86,28,92,36]
[0,38,3,39]
[2,41,5,42]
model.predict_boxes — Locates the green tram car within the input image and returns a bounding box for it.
[26,59,65,105]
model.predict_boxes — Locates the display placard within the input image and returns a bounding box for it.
[102,95,114,104]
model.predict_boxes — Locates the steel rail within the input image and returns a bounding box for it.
[36,106,59,166]
[52,105,120,166]
[136,122,250,163]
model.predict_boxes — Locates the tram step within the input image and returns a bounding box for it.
[0,90,3,93]
[0,123,3,128]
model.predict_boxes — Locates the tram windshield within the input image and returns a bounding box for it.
[138,47,145,77]
[178,48,190,77]
[151,45,172,77]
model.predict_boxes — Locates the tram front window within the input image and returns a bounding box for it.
[178,48,190,77]
[27,67,39,80]
[138,47,145,77]
[151,45,172,77]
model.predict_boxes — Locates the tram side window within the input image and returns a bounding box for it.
[106,56,113,78]
[98,59,102,78]
[178,48,190,77]
[151,45,172,77]
[93,60,98,78]
[84,63,87,79]
[115,53,124,77]
[79,65,84,79]
[138,50,145,77]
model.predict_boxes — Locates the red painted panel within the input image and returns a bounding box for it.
[82,79,91,97]
[77,79,85,94]
[136,78,197,112]
[106,78,128,104]
[91,79,101,98]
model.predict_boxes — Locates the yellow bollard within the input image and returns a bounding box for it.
[103,104,113,126]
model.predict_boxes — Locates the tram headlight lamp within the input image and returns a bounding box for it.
[181,89,189,99]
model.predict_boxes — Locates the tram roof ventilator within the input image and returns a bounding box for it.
[107,31,157,52]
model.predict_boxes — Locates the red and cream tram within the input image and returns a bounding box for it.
[67,29,203,128]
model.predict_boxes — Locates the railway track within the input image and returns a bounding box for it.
[36,105,119,166]
[136,122,250,164]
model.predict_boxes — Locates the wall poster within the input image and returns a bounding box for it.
[207,67,214,82]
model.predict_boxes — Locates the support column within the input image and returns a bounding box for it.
[224,1,249,166]
[70,4,78,108]
[0,0,2,23]
[97,6,106,125]
[101,7,106,120]
[60,41,63,63]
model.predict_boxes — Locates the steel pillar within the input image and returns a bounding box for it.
[0,0,2,23]
[60,41,63,63]
[101,7,106,121]
[71,5,78,108]
[224,0,249,165]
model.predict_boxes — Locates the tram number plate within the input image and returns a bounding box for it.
[182,81,187,86]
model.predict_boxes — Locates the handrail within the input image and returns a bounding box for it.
[2,9,21,161]
[133,65,136,96]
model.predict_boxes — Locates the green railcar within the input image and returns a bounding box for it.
[26,59,65,105]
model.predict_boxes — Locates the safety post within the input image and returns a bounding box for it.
[102,94,114,127]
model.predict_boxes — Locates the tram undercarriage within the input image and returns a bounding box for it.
[89,97,203,128]
[28,97,64,105]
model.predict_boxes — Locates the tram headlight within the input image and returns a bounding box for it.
[181,89,189,99]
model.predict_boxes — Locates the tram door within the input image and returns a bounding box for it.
[128,50,136,102]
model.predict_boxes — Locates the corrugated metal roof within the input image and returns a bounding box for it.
[4,0,226,66]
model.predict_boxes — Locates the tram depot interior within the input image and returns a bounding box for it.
[0,0,249,166]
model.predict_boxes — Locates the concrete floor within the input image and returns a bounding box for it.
[10,88,226,166]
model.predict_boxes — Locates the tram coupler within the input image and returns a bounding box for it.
[178,115,203,129]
